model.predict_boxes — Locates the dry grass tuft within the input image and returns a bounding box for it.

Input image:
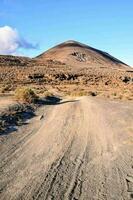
[15,87,38,103]
[43,91,54,98]
[67,90,97,97]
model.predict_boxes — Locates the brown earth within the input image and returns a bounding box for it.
[37,40,129,69]
[0,96,133,199]
[0,41,133,199]
[0,40,133,100]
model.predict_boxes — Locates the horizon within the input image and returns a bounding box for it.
[0,0,133,66]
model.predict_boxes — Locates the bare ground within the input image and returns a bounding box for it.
[0,96,14,111]
[0,97,133,200]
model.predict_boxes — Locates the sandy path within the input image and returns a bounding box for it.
[0,96,15,111]
[0,97,133,200]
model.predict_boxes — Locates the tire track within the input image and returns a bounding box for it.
[0,97,133,200]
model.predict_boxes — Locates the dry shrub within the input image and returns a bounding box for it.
[15,87,38,103]
[0,84,12,93]
[67,91,88,97]
[67,90,97,97]
[88,91,97,96]
[43,91,54,98]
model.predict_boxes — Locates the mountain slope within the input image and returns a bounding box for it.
[0,55,31,67]
[0,40,132,100]
[37,40,129,69]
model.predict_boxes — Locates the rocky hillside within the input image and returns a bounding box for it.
[36,40,129,70]
[0,40,132,100]
[0,55,31,67]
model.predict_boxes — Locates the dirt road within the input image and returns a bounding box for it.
[0,96,14,111]
[0,97,133,200]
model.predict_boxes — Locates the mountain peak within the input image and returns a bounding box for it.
[63,40,80,44]
[59,40,87,48]
[37,40,128,69]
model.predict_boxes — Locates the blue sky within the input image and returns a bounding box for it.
[0,0,133,65]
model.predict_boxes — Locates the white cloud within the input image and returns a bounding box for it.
[0,26,37,55]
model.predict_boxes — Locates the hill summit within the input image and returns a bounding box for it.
[37,40,128,69]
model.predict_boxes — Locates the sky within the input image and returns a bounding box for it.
[0,0,133,66]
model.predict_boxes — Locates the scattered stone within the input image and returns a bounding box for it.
[40,115,44,120]
[71,52,87,62]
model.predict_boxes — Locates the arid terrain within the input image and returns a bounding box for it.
[0,96,133,200]
[0,40,133,200]
[0,40,133,99]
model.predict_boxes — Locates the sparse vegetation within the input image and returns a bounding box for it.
[0,41,132,102]
[43,91,54,98]
[0,84,12,93]
[88,91,97,96]
[67,90,88,97]
[67,90,98,97]
[15,87,38,103]
[0,104,34,133]
[112,92,117,96]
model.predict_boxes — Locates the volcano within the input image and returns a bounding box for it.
[36,40,129,69]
